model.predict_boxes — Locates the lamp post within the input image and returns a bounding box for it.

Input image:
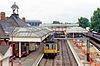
[87,31,90,62]
[11,33,14,66]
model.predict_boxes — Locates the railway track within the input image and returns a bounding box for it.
[61,40,78,66]
[90,36,100,51]
[83,34,100,51]
[39,40,61,66]
[90,39,100,51]
[39,39,78,66]
[40,58,55,66]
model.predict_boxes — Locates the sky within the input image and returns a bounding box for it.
[0,0,100,23]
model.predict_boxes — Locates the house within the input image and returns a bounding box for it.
[22,17,42,26]
[0,11,28,45]
[0,3,28,66]
[0,45,12,66]
[25,20,42,26]
[0,2,51,66]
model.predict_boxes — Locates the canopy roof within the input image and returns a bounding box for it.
[66,27,88,33]
[40,23,79,27]
[9,26,53,42]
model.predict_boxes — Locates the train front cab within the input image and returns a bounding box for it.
[44,42,57,57]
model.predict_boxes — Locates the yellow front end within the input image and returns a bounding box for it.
[44,43,57,54]
[44,49,57,53]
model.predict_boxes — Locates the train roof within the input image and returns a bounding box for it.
[45,41,56,43]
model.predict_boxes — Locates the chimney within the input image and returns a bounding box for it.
[22,17,25,22]
[1,12,5,21]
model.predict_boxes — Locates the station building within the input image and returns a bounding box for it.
[25,20,42,26]
[0,2,54,66]
[0,12,28,45]
[22,17,42,26]
[0,12,53,66]
[0,45,12,66]
[0,2,91,66]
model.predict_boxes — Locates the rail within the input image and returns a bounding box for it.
[61,40,78,66]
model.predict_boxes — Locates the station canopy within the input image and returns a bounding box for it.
[9,26,53,42]
[66,27,88,33]
[40,23,79,27]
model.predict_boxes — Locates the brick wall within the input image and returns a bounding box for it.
[1,12,5,21]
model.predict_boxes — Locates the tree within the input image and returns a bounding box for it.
[78,17,90,29]
[53,21,60,24]
[91,8,100,32]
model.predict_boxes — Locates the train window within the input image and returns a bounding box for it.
[46,45,49,49]
[49,44,52,49]
[52,44,56,49]
[46,44,56,49]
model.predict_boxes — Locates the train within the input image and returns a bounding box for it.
[54,32,65,38]
[43,41,57,58]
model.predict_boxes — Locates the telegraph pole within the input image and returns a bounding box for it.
[87,31,90,62]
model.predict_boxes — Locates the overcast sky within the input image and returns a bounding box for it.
[0,0,100,23]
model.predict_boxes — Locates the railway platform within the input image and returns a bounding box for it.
[10,39,100,66]
[11,44,43,66]
[68,39,100,66]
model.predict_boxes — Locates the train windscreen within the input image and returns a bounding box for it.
[45,44,56,50]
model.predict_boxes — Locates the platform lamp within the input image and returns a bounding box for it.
[9,32,15,66]
[11,32,14,66]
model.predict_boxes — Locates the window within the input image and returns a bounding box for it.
[45,44,56,50]
[49,44,52,49]
[46,45,49,50]
[52,44,56,49]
